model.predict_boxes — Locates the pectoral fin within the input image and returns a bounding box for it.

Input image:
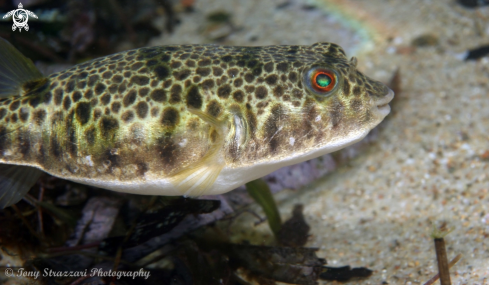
[170,109,226,197]
[0,164,42,209]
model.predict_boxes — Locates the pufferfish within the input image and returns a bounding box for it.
[0,38,394,208]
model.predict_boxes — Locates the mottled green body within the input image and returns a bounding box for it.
[0,42,392,196]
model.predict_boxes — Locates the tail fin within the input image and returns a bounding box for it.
[0,37,44,98]
[0,165,42,209]
[0,37,44,208]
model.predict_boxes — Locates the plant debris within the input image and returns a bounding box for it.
[319,266,373,282]
[277,204,310,247]
[464,44,489,60]
[457,0,489,8]
[411,34,439,47]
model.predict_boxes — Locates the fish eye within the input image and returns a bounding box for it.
[304,67,338,96]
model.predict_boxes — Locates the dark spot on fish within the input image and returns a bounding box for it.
[100,117,119,139]
[196,67,211,77]
[246,109,257,138]
[330,100,344,128]
[222,55,232,62]
[19,108,29,122]
[101,93,111,105]
[29,96,41,108]
[123,90,137,107]
[202,79,215,89]
[155,65,170,80]
[276,62,288,72]
[156,134,179,168]
[77,71,89,80]
[198,58,211,66]
[173,69,191,80]
[244,73,255,83]
[264,105,286,153]
[136,162,148,176]
[186,86,202,109]
[63,96,72,110]
[264,62,274,73]
[161,107,180,128]
[72,91,82,102]
[75,102,91,125]
[139,87,150,97]
[170,61,181,69]
[50,136,61,158]
[88,75,99,87]
[273,86,284,97]
[213,67,223,76]
[164,79,173,88]
[85,127,96,146]
[111,102,121,113]
[186,60,195,67]
[255,86,268,99]
[351,98,363,112]
[10,113,17,123]
[130,76,150,86]
[252,64,263,76]
[217,84,231,99]
[9,100,20,111]
[0,108,6,120]
[102,71,113,79]
[288,71,298,83]
[150,89,167,102]
[265,74,278,85]
[33,109,46,125]
[233,90,244,103]
[227,68,239,78]
[206,100,222,117]
[95,83,106,95]
[77,80,87,89]
[136,101,148,119]
[118,83,127,94]
[84,90,93,100]
[146,59,158,67]
[58,72,71,80]
[121,110,134,122]
[234,78,243,87]
[353,86,361,96]
[245,85,255,93]
[170,85,182,104]
[112,75,123,84]
[247,60,258,68]
[131,62,144,70]
[343,78,351,96]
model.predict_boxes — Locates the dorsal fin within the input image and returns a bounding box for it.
[0,37,44,98]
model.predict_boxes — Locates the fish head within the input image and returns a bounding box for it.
[296,43,394,145]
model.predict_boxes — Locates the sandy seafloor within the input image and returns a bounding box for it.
[148,0,489,284]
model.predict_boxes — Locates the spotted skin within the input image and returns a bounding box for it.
[0,43,392,195]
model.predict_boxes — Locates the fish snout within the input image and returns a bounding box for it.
[374,85,395,117]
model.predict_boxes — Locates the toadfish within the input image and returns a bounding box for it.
[0,38,394,208]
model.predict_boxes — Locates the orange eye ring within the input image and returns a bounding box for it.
[311,70,336,93]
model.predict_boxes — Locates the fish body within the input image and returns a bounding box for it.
[0,38,393,208]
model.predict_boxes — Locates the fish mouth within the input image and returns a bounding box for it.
[375,88,394,117]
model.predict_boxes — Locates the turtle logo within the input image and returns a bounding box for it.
[2,3,38,32]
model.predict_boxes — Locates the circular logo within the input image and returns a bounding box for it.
[13,9,28,26]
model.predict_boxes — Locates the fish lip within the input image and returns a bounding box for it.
[375,88,394,116]
[375,88,395,108]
